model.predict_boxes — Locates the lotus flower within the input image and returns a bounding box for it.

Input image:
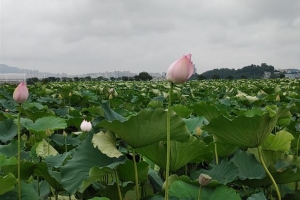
[166,54,194,84]
[80,120,92,132]
[13,82,29,103]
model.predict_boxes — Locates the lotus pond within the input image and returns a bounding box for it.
[1,79,300,200]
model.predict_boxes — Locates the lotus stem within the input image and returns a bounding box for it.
[198,185,202,200]
[114,169,123,200]
[17,103,21,200]
[165,82,173,200]
[257,146,281,200]
[214,140,218,164]
[132,149,140,200]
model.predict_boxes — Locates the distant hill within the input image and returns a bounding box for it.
[0,64,23,73]
[0,64,64,78]
[200,63,275,79]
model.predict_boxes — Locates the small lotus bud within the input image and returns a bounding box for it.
[46,128,52,137]
[198,173,212,186]
[63,131,68,138]
[109,94,113,99]
[196,126,202,137]
[80,120,92,132]
[21,134,28,141]
[275,95,280,101]
[13,82,29,103]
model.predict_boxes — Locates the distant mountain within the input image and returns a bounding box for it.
[0,64,65,78]
[0,64,22,73]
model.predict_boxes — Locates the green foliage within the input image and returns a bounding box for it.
[1,79,300,199]
[200,63,275,79]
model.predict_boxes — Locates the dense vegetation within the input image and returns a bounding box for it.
[199,63,275,79]
[1,79,300,199]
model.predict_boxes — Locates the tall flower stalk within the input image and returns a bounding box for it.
[165,54,194,200]
[17,103,22,200]
[165,82,173,200]
[13,82,29,200]
[257,146,281,200]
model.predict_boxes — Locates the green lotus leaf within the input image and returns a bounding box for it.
[21,116,67,133]
[169,180,199,199]
[35,162,63,190]
[136,137,212,171]
[261,130,294,151]
[0,154,17,168]
[273,166,300,184]
[172,104,191,118]
[0,139,24,157]
[247,191,267,200]
[117,160,149,183]
[213,142,238,157]
[92,131,123,158]
[203,106,289,148]
[230,150,266,180]
[80,166,114,193]
[101,102,126,122]
[248,148,283,168]
[60,133,126,194]
[99,109,190,148]
[0,173,17,195]
[45,152,71,169]
[193,101,226,122]
[1,161,35,180]
[208,185,241,200]
[0,119,17,143]
[183,116,206,133]
[191,160,239,185]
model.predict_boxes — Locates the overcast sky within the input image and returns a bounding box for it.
[1,0,300,75]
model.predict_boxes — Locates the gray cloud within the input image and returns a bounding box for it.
[1,0,299,75]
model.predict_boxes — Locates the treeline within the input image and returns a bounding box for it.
[26,72,153,85]
[198,63,276,79]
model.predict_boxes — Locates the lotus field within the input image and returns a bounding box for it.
[1,78,300,200]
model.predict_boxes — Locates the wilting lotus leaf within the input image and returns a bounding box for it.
[99,109,190,148]
[203,106,289,148]
[92,131,123,158]
[36,139,58,158]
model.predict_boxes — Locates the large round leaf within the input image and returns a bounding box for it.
[0,119,17,143]
[136,137,212,171]
[99,109,190,148]
[21,116,67,133]
[60,133,126,194]
[0,173,17,195]
[203,107,289,148]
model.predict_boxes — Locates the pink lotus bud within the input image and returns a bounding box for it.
[80,120,92,132]
[166,54,194,84]
[13,82,29,103]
